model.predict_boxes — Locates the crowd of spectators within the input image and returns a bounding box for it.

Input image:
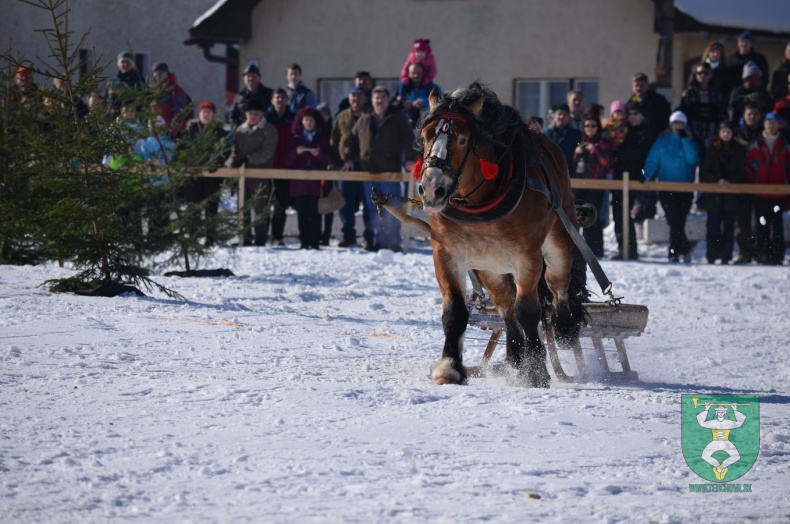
[11,32,789,263]
[545,31,789,265]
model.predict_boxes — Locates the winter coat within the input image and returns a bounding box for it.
[285,134,332,198]
[701,138,748,212]
[230,84,274,130]
[265,107,295,169]
[286,81,317,113]
[614,122,660,180]
[745,134,790,200]
[397,81,442,128]
[400,39,437,87]
[628,91,671,134]
[152,73,190,137]
[343,107,415,173]
[701,59,730,101]
[331,107,367,166]
[285,108,332,198]
[734,124,762,146]
[231,120,278,169]
[184,119,230,169]
[643,131,699,183]
[679,85,728,144]
[571,134,613,180]
[769,59,790,101]
[544,124,581,174]
[603,119,627,151]
[105,68,145,115]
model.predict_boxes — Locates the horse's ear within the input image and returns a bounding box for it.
[428,88,440,109]
[470,96,484,117]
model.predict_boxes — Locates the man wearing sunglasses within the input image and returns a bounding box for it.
[680,63,728,150]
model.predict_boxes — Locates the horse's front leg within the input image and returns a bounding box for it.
[431,256,468,385]
[514,257,551,388]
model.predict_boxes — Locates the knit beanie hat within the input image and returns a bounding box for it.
[199,100,216,113]
[742,61,762,78]
[117,51,134,66]
[669,111,688,126]
[738,31,753,42]
[610,100,626,115]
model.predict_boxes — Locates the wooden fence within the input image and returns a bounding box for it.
[208,167,790,254]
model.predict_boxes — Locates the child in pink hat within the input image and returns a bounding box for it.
[604,100,628,151]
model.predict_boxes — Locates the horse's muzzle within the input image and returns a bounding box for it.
[418,167,452,211]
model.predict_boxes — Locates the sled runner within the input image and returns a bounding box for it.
[465,270,647,382]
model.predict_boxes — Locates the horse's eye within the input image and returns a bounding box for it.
[458,137,468,147]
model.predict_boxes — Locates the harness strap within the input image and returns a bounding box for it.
[555,204,613,298]
[530,166,614,300]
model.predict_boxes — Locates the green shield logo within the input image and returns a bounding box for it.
[681,395,759,482]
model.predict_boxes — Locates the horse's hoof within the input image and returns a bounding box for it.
[517,365,551,388]
[430,358,465,385]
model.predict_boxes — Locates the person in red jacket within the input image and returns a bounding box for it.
[150,62,190,138]
[745,112,789,265]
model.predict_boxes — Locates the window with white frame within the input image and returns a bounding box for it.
[514,78,599,125]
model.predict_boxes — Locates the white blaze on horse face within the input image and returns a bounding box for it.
[430,120,449,160]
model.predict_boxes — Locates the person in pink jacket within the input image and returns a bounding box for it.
[400,38,437,87]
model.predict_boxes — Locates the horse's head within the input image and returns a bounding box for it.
[414,83,510,213]
[415,88,486,212]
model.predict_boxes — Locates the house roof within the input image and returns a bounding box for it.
[185,0,790,48]
[675,0,790,38]
[184,0,260,47]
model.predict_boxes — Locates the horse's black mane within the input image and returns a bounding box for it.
[418,82,531,153]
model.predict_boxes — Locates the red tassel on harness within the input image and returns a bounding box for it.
[479,158,499,180]
[411,156,423,180]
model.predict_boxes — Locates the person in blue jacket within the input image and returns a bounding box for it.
[643,110,700,262]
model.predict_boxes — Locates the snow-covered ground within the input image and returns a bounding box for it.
[2,228,789,523]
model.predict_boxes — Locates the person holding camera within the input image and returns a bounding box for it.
[642,111,700,262]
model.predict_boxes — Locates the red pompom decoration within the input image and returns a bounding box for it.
[479,158,499,180]
[411,156,424,180]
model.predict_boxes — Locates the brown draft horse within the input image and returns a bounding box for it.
[385,83,587,387]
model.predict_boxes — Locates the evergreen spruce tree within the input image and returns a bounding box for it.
[0,55,48,265]
[1,0,182,298]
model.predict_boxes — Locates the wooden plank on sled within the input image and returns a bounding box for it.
[467,303,648,383]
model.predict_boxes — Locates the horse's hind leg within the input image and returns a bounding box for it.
[478,272,527,370]
[431,257,468,385]
[543,223,584,348]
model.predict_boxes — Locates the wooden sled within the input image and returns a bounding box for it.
[464,272,648,383]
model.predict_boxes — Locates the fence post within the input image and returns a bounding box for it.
[237,166,246,247]
[623,171,630,260]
